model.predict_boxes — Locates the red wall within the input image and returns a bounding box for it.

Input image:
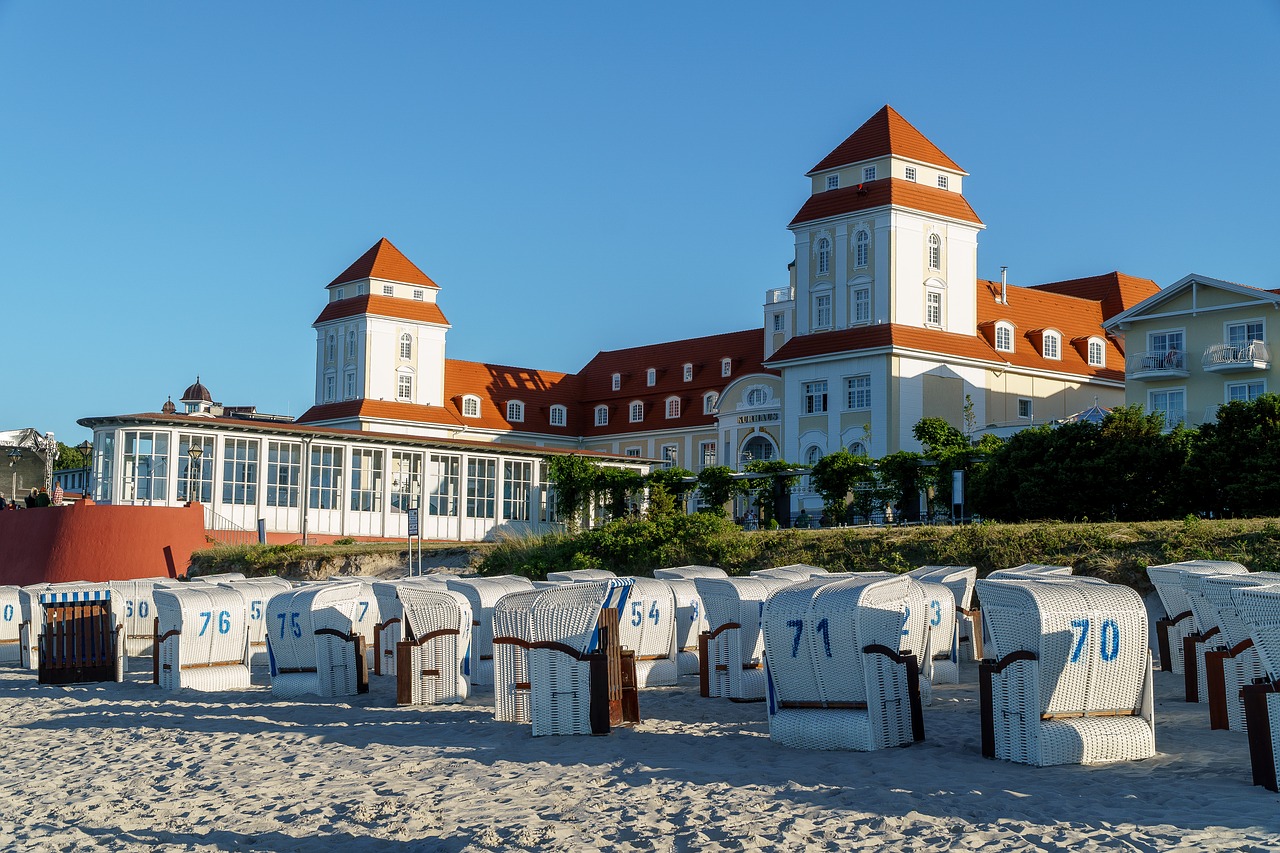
[0,501,207,586]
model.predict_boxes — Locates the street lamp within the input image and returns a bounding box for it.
[7,447,20,503]
[187,444,203,504]
[77,440,92,498]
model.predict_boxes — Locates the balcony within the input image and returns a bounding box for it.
[765,287,794,305]
[1127,349,1190,381]
[1202,340,1271,374]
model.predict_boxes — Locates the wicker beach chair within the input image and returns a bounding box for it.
[1176,564,1252,707]
[491,589,544,723]
[153,585,251,691]
[652,566,729,580]
[909,565,980,661]
[0,586,21,665]
[1147,561,1247,676]
[108,578,178,660]
[217,577,292,667]
[445,575,533,686]
[764,574,926,751]
[265,582,367,698]
[616,577,678,687]
[664,578,709,675]
[1230,584,1280,790]
[35,585,125,684]
[395,585,472,705]
[751,564,830,582]
[193,572,247,583]
[1190,572,1280,731]
[545,569,617,582]
[987,564,1074,580]
[976,575,1155,766]
[16,583,51,670]
[916,579,960,685]
[695,575,794,701]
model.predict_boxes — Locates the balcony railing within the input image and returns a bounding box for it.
[1127,349,1190,380]
[1154,408,1187,431]
[1202,340,1271,373]
[765,287,794,305]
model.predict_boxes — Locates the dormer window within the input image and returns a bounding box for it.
[665,397,681,419]
[826,174,839,190]
[594,405,609,426]
[611,372,621,391]
[357,283,367,295]
[937,175,949,190]
[462,395,481,418]
[549,404,566,427]
[816,236,831,276]
[683,363,693,382]
[335,287,345,300]
[904,166,917,182]
[1088,338,1106,367]
[383,285,394,296]
[412,289,423,301]
[703,391,718,414]
[646,368,656,387]
[721,358,732,378]
[862,166,876,182]
[506,400,524,422]
[995,321,1015,353]
[629,401,644,422]
[1042,331,1061,360]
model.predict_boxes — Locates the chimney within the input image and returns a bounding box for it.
[1000,266,1008,305]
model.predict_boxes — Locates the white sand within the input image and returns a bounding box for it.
[1,659,1278,852]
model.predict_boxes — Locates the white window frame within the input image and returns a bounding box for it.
[803,380,828,414]
[324,372,335,402]
[646,368,656,387]
[1226,319,1265,348]
[1149,388,1186,429]
[382,284,394,296]
[1226,380,1266,403]
[995,321,1014,353]
[845,374,871,410]
[665,397,681,419]
[1087,337,1106,367]
[506,400,524,422]
[549,404,566,427]
[925,289,943,327]
[928,233,941,271]
[629,400,644,422]
[1042,331,1061,360]
[625,448,642,458]
[344,371,356,399]
[721,358,732,377]
[816,236,831,276]
[412,289,424,301]
[595,405,609,427]
[745,386,768,407]
[700,440,717,470]
[904,166,917,182]
[660,444,678,469]
[826,174,839,190]
[397,373,413,401]
[399,333,412,360]
[335,287,344,300]
[814,292,832,329]
[853,285,871,325]
[773,312,784,331]
[1017,398,1033,420]
[461,394,481,418]
[326,334,335,363]
[937,175,949,190]
[683,363,693,382]
[611,372,621,391]
[703,391,718,414]
[854,230,869,269]
[862,165,876,182]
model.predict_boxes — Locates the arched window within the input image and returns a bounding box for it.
[995,321,1014,353]
[666,397,681,419]
[928,234,941,270]
[398,333,412,360]
[1088,338,1106,367]
[805,445,822,466]
[326,334,335,363]
[549,404,566,427]
[745,387,768,407]
[855,230,869,269]
[346,330,356,362]
[506,400,524,422]
[703,391,718,414]
[646,368,656,387]
[462,395,480,418]
[739,435,775,468]
[611,372,621,391]
[629,401,644,422]
[595,405,609,426]
[848,441,867,456]
[816,236,831,276]
[1042,331,1061,360]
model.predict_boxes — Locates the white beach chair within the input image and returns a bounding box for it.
[1191,572,1280,731]
[987,564,1073,580]
[0,586,21,665]
[445,575,534,686]
[695,575,794,701]
[35,585,125,684]
[16,583,51,670]
[218,577,292,667]
[545,569,617,582]
[192,572,247,583]
[1229,584,1280,790]
[395,585,472,705]
[664,578,709,675]
[764,574,926,750]
[977,575,1155,766]
[1177,563,1252,706]
[916,579,960,685]
[910,565,980,661]
[108,578,176,660]
[751,564,830,582]
[617,577,678,687]
[265,582,367,698]
[153,586,251,691]
[652,566,729,580]
[322,577,380,673]
[1147,561,1247,677]
[491,588,544,724]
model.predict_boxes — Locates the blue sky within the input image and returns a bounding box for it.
[4,2,1279,444]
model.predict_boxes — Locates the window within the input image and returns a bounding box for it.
[773,312,784,332]
[703,391,718,414]
[995,322,1014,352]
[1017,399,1033,420]
[848,441,867,456]
[222,438,258,506]
[700,441,717,470]
[1088,338,1106,367]
[611,372,621,391]
[804,445,822,489]
[630,401,644,422]
[549,404,566,427]
[804,380,828,414]
[397,374,413,401]
[357,283,366,295]
[740,435,775,467]
[503,460,533,520]
[937,175,949,190]
[1228,381,1266,403]
[426,453,459,517]
[506,400,524,422]
[466,458,496,518]
[854,230,869,268]
[853,286,871,324]
[383,284,394,296]
[661,445,678,469]
[745,387,768,407]
[344,371,356,399]
[326,335,335,363]
[123,430,169,502]
[665,397,681,419]
[412,289,423,301]
[93,433,114,502]
[595,405,609,426]
[928,233,941,270]
[926,290,943,326]
[846,375,871,410]
[1150,389,1186,429]
[335,287,344,300]
[324,373,335,402]
[177,434,214,503]
[265,441,301,508]
[721,358,732,377]
[1043,331,1060,360]
[816,237,831,276]
[646,368,656,387]
[1148,330,1185,368]
[815,293,832,328]
[309,445,342,509]
[862,166,876,182]
[683,363,693,382]
[1227,320,1265,348]
[462,395,480,418]
[625,448,642,457]
[826,174,839,190]
[904,166,917,182]
[400,333,412,360]
[346,330,356,360]
[389,451,422,513]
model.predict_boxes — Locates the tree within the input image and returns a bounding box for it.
[596,466,644,521]
[809,449,874,523]
[546,455,602,532]
[1187,393,1280,517]
[913,417,970,514]
[876,451,925,523]
[744,459,802,526]
[646,466,697,499]
[56,442,89,471]
[694,465,743,516]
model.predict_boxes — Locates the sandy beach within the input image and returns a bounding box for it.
[2,654,1277,853]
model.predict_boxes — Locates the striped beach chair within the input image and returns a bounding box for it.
[36,585,125,684]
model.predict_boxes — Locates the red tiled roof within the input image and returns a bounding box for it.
[1028,272,1159,321]
[443,359,582,432]
[296,400,462,427]
[328,238,439,289]
[575,328,773,437]
[808,106,964,175]
[312,294,449,327]
[789,178,983,228]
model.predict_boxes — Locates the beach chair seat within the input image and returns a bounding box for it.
[0,586,21,665]
[977,576,1154,766]
[652,566,729,580]
[910,565,980,661]
[445,575,533,686]
[266,582,367,698]
[1147,561,1247,676]
[664,578,708,675]
[764,575,925,751]
[616,578,678,687]
[152,586,251,691]
[695,576,794,701]
[1192,572,1280,731]
[396,586,472,705]
[36,585,125,684]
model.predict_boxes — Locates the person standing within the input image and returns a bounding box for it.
[24,488,38,508]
